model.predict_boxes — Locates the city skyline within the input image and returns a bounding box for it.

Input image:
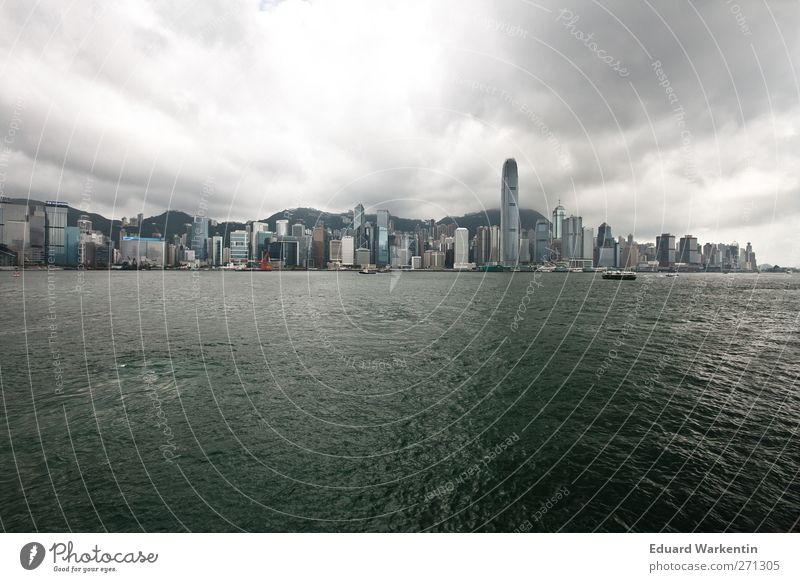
[0,1,797,266]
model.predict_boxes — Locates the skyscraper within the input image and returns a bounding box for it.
[500,158,520,265]
[552,201,565,240]
[275,219,289,237]
[561,215,583,259]
[376,209,390,266]
[656,233,676,267]
[45,201,68,265]
[454,227,470,269]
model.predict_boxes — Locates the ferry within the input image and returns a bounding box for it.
[602,270,637,280]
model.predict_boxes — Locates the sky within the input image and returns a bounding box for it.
[0,0,798,264]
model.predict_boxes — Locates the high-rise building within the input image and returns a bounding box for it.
[250,222,270,259]
[552,201,565,240]
[275,219,289,237]
[500,158,520,265]
[311,225,327,268]
[291,223,305,238]
[211,235,224,266]
[353,203,364,230]
[678,235,700,265]
[341,236,355,265]
[656,233,676,267]
[119,236,165,267]
[354,247,371,267]
[582,227,595,264]
[229,230,249,263]
[561,215,583,259]
[489,225,500,263]
[533,219,551,263]
[191,216,209,261]
[376,209,390,266]
[329,239,342,263]
[45,201,68,265]
[454,227,470,269]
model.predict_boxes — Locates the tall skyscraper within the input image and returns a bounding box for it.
[191,216,209,261]
[45,201,68,265]
[311,225,327,268]
[533,219,550,263]
[353,203,364,230]
[552,201,565,240]
[376,209,390,266]
[656,233,676,267]
[678,235,700,265]
[275,219,289,237]
[562,215,583,259]
[500,158,520,265]
[341,236,355,265]
[454,227,470,269]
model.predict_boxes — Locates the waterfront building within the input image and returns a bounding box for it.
[211,235,224,266]
[191,216,209,261]
[561,215,583,260]
[411,255,422,269]
[250,222,271,260]
[454,227,471,269]
[500,158,520,265]
[678,235,701,266]
[229,230,249,264]
[275,219,289,237]
[341,236,355,265]
[376,209,390,266]
[656,233,676,267]
[552,201,565,240]
[355,247,371,267]
[291,223,305,238]
[533,219,551,263]
[312,225,327,268]
[45,201,68,265]
[329,239,342,263]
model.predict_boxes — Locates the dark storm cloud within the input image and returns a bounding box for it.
[0,0,797,263]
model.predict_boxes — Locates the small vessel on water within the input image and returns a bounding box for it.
[665,272,679,277]
[12,269,21,278]
[602,270,637,280]
[359,264,377,274]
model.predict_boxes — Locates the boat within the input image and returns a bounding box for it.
[359,265,377,274]
[12,269,21,277]
[665,272,679,277]
[602,270,637,280]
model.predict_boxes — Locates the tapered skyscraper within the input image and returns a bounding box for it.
[500,158,520,265]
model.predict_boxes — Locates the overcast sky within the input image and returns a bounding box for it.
[0,0,798,264]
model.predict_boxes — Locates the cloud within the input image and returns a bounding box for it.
[0,0,797,264]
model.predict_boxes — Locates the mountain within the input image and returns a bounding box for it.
[4,198,548,242]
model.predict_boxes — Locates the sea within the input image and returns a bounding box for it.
[0,270,797,532]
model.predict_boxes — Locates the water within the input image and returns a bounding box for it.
[0,270,798,532]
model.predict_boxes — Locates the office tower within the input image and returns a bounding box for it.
[250,222,270,259]
[500,158,520,265]
[329,239,342,263]
[341,236,355,265]
[353,203,364,230]
[678,235,700,265]
[489,225,500,263]
[702,242,715,267]
[376,209,390,266]
[727,242,740,270]
[533,219,551,263]
[561,215,583,259]
[191,216,209,261]
[475,226,490,265]
[45,201,68,265]
[552,201,565,240]
[77,215,92,233]
[582,227,595,265]
[275,219,289,237]
[355,247,371,267]
[64,226,79,267]
[1,203,29,264]
[312,225,327,268]
[453,227,470,269]
[136,213,144,228]
[211,236,224,266]
[656,233,676,267]
[595,223,617,268]
[596,223,613,247]
[411,256,422,269]
[291,223,305,238]
[229,230,249,263]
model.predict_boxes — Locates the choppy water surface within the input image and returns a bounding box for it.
[0,270,798,532]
